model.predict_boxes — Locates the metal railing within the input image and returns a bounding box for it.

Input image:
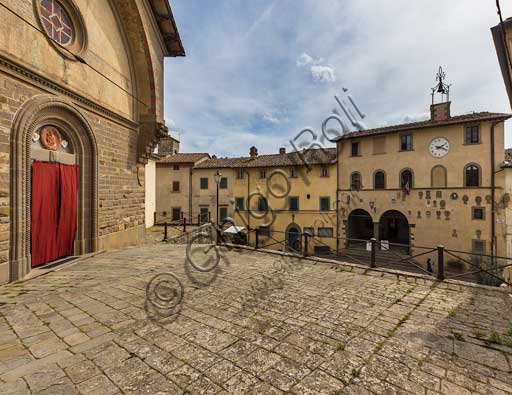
[222,228,512,288]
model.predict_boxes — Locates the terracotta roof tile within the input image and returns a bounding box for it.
[157,153,210,164]
[335,112,511,140]
[194,148,337,169]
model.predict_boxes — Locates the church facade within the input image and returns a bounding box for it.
[0,0,184,283]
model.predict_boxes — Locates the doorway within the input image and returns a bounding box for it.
[286,224,301,252]
[379,210,410,250]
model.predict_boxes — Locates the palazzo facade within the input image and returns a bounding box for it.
[0,0,184,283]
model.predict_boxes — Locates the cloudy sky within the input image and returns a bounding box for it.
[164,0,512,156]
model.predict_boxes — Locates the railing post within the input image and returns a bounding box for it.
[303,233,308,257]
[153,212,157,225]
[162,222,168,242]
[183,217,187,233]
[437,245,444,281]
[370,237,376,268]
[255,228,259,249]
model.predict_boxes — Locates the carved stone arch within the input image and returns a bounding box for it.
[10,95,98,281]
[110,0,167,163]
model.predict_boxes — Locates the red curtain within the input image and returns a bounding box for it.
[31,161,79,267]
[57,164,79,258]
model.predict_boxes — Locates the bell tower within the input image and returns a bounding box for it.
[430,66,452,122]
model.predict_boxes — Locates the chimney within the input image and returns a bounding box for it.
[430,101,451,122]
[279,147,286,154]
[249,146,258,158]
[158,136,180,155]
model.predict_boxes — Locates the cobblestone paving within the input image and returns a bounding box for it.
[0,244,511,394]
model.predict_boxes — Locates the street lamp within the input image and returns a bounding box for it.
[214,170,222,244]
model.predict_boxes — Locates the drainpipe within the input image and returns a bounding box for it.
[336,143,340,253]
[189,166,193,223]
[490,121,500,264]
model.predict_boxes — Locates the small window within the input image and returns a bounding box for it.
[320,196,330,211]
[350,172,362,190]
[351,142,360,156]
[200,177,208,189]
[400,134,413,151]
[258,197,268,211]
[260,169,267,179]
[173,165,180,170]
[235,197,244,211]
[289,197,299,211]
[172,181,180,192]
[465,125,480,144]
[374,171,385,189]
[318,227,333,237]
[220,177,228,189]
[236,170,244,179]
[465,164,480,187]
[199,207,209,223]
[304,227,314,236]
[400,169,413,189]
[258,226,271,237]
[472,207,485,220]
[290,168,298,178]
[320,166,329,177]
[172,207,181,221]
[219,206,228,221]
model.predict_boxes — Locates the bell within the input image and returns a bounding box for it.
[437,83,446,94]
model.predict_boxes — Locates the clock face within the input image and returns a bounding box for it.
[429,137,450,158]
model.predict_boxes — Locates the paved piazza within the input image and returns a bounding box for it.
[0,244,511,395]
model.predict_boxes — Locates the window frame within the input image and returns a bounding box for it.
[319,196,330,211]
[431,165,447,188]
[464,163,481,187]
[172,181,180,192]
[399,168,414,189]
[464,125,481,145]
[304,227,314,236]
[236,170,244,179]
[351,141,361,157]
[320,166,329,177]
[373,170,386,189]
[259,169,267,179]
[219,177,228,189]
[235,197,244,211]
[258,197,268,212]
[289,196,299,211]
[290,167,298,178]
[350,172,362,190]
[173,164,180,170]
[399,134,413,151]
[199,207,209,223]
[200,177,209,190]
[219,206,228,222]
[471,207,485,220]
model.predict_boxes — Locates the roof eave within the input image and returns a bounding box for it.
[148,0,185,57]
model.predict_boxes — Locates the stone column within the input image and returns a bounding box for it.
[373,222,380,240]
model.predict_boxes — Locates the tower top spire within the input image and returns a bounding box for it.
[431,66,451,104]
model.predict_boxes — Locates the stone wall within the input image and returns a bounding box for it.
[0,71,146,283]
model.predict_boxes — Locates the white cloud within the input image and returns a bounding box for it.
[310,65,336,83]
[262,112,282,125]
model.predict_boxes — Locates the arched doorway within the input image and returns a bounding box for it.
[379,210,409,249]
[286,223,301,252]
[10,95,98,281]
[347,209,374,248]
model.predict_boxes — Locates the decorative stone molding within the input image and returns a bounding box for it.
[0,56,138,130]
[10,94,99,281]
[137,121,168,164]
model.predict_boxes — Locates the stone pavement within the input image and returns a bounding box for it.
[0,244,511,395]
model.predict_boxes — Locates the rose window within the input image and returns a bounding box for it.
[40,0,74,47]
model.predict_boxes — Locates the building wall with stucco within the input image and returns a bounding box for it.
[231,163,338,252]
[0,0,183,283]
[336,116,510,267]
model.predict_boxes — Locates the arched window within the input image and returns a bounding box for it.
[465,164,480,187]
[400,169,413,189]
[431,165,447,188]
[374,171,386,189]
[350,172,362,190]
[40,0,74,47]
